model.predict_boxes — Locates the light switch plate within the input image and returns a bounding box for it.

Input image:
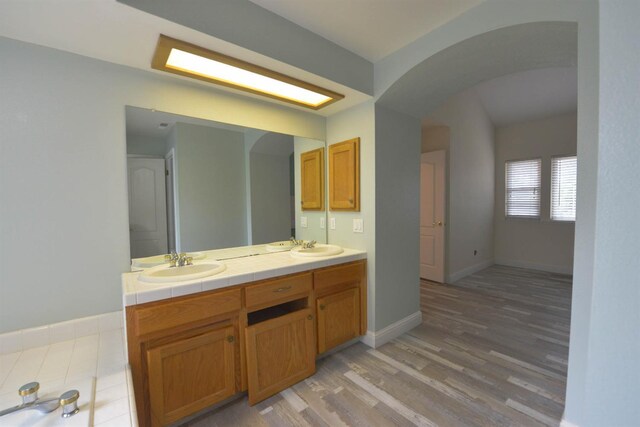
[301,216,308,228]
[320,217,325,229]
[329,217,336,230]
[353,218,363,233]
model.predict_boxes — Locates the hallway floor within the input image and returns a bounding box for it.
[184,265,572,427]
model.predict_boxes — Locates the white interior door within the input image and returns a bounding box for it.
[165,153,176,252]
[420,150,446,282]
[128,158,168,258]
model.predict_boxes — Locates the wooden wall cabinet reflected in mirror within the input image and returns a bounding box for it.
[329,137,360,211]
[300,148,325,210]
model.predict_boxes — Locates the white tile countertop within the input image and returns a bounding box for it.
[122,247,366,307]
[0,327,136,427]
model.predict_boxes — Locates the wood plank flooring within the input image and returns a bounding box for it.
[182,265,572,427]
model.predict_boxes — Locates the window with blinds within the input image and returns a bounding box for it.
[505,158,541,218]
[551,156,577,221]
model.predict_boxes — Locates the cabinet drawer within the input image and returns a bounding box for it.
[314,261,364,293]
[131,289,241,336]
[245,273,312,311]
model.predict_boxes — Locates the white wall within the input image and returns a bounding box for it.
[426,89,495,282]
[173,123,247,252]
[293,137,327,243]
[494,113,576,274]
[567,1,640,425]
[0,36,324,333]
[250,151,292,244]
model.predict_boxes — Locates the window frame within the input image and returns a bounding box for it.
[504,157,542,220]
[550,154,577,222]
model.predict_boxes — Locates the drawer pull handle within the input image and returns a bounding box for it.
[273,286,292,293]
[319,304,326,310]
[227,335,235,343]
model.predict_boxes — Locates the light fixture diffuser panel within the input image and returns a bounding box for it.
[151,35,344,110]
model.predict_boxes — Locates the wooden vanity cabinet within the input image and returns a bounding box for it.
[127,260,367,425]
[246,308,315,404]
[244,273,316,404]
[314,260,367,354]
[146,325,236,425]
[126,288,242,427]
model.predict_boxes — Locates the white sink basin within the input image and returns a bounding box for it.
[291,244,344,258]
[265,241,297,252]
[132,252,206,269]
[138,261,226,283]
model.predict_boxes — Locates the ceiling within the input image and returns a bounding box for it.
[249,0,481,61]
[126,107,249,139]
[475,67,577,127]
[0,0,369,116]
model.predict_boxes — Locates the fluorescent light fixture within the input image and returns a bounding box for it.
[151,35,344,110]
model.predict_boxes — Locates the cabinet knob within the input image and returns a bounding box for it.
[319,304,326,310]
[227,335,235,343]
[307,315,313,321]
[348,198,353,204]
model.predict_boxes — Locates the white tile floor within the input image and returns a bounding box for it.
[0,328,136,426]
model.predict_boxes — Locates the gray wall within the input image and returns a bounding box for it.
[126,134,168,157]
[250,151,293,244]
[0,36,324,333]
[426,90,495,282]
[374,104,421,330]
[326,101,376,328]
[173,123,247,252]
[494,113,576,274]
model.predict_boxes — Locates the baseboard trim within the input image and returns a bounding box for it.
[560,418,579,427]
[447,259,494,283]
[494,259,573,275]
[360,311,422,348]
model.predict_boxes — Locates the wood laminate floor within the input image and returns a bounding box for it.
[182,265,572,427]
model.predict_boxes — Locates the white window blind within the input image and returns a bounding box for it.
[505,159,541,218]
[551,156,577,221]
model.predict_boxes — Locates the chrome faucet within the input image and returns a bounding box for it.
[177,253,193,267]
[0,382,80,419]
[289,237,304,246]
[164,250,179,267]
[0,382,59,417]
[301,240,317,249]
[164,251,193,267]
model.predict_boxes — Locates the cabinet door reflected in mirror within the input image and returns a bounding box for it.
[300,148,324,211]
[125,106,327,260]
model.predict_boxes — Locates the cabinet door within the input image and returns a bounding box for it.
[317,288,360,354]
[245,308,315,405]
[300,148,324,210]
[329,138,360,211]
[147,326,236,426]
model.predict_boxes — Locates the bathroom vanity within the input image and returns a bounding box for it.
[123,249,366,427]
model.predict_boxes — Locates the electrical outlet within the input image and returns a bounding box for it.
[329,217,336,230]
[301,216,307,228]
[320,217,325,229]
[353,218,363,233]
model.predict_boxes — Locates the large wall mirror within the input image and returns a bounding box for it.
[125,106,326,261]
